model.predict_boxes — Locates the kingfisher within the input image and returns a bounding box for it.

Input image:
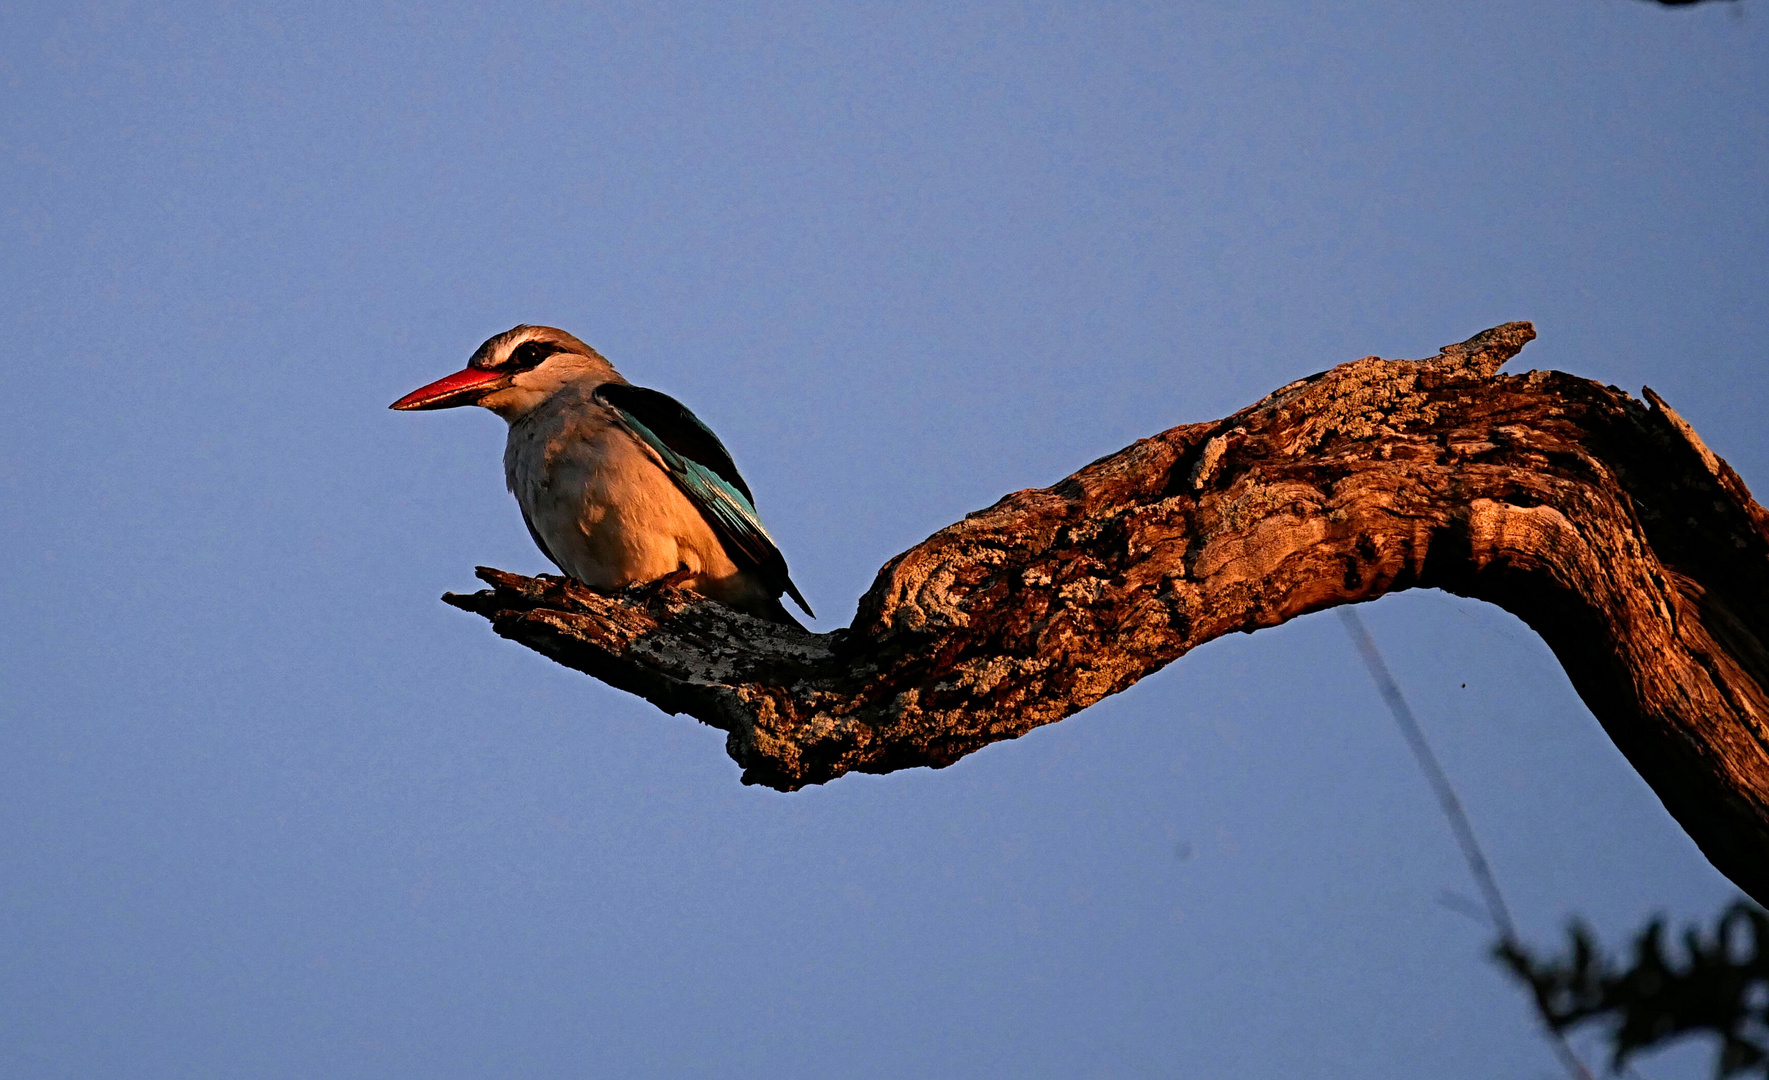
[391,325,814,626]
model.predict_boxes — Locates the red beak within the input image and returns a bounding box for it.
[389,367,510,411]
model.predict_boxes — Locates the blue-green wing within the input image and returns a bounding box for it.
[594,383,814,618]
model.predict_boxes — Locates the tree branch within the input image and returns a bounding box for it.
[443,322,1769,906]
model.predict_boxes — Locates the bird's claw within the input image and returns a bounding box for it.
[631,566,697,604]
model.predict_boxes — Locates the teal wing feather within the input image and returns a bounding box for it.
[594,383,814,618]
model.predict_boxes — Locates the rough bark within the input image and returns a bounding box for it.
[444,323,1769,905]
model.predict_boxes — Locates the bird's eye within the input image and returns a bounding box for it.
[510,341,553,369]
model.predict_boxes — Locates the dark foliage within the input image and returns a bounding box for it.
[1498,903,1769,1077]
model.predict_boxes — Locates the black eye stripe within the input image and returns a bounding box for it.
[509,340,568,369]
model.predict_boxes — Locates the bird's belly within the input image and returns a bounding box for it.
[523,435,741,592]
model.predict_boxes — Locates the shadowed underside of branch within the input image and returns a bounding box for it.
[444,323,1769,905]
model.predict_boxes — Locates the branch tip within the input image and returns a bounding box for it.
[1431,320,1537,376]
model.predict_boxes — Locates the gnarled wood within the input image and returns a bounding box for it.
[443,323,1769,905]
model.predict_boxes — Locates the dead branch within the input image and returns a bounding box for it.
[444,322,1769,905]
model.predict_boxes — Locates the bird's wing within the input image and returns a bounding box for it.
[593,383,814,618]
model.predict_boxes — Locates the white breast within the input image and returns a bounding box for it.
[502,383,743,592]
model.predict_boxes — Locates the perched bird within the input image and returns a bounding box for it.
[391,325,813,625]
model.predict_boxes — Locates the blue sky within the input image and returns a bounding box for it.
[1,2,1763,1076]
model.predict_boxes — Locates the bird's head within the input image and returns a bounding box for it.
[389,325,621,419]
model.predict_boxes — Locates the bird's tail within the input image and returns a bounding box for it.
[758,594,807,630]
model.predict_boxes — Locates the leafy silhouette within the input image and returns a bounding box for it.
[1497,903,1769,1077]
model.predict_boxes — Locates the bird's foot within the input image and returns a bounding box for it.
[657,566,697,590]
[631,566,698,605]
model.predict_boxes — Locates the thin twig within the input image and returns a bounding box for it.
[1337,607,1598,1080]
